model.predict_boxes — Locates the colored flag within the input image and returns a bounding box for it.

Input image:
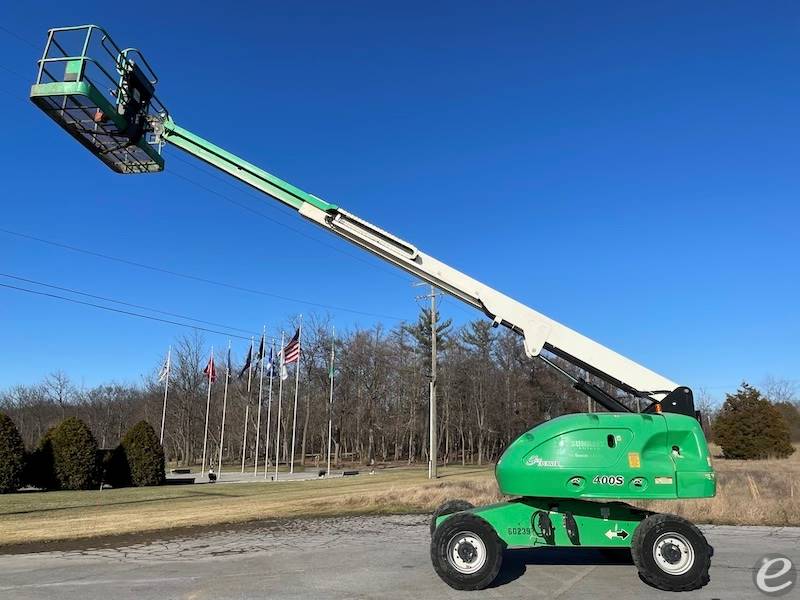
[282,328,301,364]
[255,334,265,365]
[279,352,288,381]
[158,353,170,383]
[279,329,300,381]
[226,346,232,376]
[266,347,274,378]
[204,354,216,384]
[238,343,252,380]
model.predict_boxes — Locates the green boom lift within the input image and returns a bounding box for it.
[29,25,716,592]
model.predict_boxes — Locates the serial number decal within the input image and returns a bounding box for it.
[593,475,625,486]
[507,527,532,536]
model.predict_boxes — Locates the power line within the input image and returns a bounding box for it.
[0,25,38,49]
[165,150,409,282]
[0,272,262,338]
[0,281,255,341]
[0,27,407,283]
[0,52,407,285]
[0,62,29,82]
[0,227,404,321]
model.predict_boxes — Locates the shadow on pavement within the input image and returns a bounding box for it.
[490,547,634,588]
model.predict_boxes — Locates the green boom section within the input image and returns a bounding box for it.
[161,119,338,213]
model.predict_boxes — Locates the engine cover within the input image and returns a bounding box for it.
[495,412,715,500]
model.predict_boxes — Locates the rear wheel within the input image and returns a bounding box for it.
[430,499,474,535]
[631,513,712,591]
[430,513,503,591]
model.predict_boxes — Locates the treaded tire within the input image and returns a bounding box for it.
[430,499,475,536]
[631,513,712,592]
[430,512,503,591]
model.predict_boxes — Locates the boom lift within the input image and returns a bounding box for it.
[29,25,716,592]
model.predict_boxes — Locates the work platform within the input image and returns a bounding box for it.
[29,25,166,173]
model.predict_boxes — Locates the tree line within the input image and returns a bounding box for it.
[1,311,797,468]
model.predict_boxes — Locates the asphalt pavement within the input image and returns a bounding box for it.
[0,515,797,599]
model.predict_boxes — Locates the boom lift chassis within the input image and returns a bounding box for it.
[29,25,716,592]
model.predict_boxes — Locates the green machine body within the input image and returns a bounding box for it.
[495,412,716,501]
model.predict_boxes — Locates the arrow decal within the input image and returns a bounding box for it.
[604,528,629,540]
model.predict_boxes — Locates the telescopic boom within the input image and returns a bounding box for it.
[157,118,679,404]
[29,24,690,411]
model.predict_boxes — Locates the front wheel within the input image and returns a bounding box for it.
[430,513,503,591]
[631,513,713,591]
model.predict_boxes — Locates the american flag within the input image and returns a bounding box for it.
[281,329,301,364]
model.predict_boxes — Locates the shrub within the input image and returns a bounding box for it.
[0,413,26,493]
[99,446,131,489]
[714,383,795,460]
[50,417,100,490]
[120,421,165,487]
[25,426,59,490]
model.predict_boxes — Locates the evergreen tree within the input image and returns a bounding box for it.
[0,413,25,493]
[773,402,800,443]
[26,426,59,490]
[403,306,452,363]
[714,383,795,459]
[121,421,165,487]
[50,417,100,490]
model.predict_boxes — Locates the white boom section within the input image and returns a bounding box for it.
[158,119,677,398]
[299,203,678,397]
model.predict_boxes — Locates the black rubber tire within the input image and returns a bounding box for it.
[429,499,475,536]
[430,512,503,591]
[631,513,713,592]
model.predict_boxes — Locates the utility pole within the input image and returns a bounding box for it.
[415,282,441,479]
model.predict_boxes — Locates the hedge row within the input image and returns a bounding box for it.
[0,414,165,493]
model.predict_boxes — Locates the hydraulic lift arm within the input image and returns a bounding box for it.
[28,24,689,411]
[158,119,680,408]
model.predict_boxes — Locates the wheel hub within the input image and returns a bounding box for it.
[457,541,477,562]
[653,532,695,576]
[446,531,487,574]
[661,542,682,564]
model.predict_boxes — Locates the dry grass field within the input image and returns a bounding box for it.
[639,444,800,526]
[1,446,797,548]
[0,466,493,548]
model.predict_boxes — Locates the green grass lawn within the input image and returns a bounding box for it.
[0,465,496,548]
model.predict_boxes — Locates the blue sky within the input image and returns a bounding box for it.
[1,2,798,401]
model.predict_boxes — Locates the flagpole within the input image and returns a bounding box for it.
[159,346,171,445]
[240,404,249,473]
[290,315,302,474]
[264,341,275,479]
[217,340,231,477]
[254,326,266,476]
[274,331,285,481]
[201,346,214,477]
[241,337,253,473]
[326,327,335,476]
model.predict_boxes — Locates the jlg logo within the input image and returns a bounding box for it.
[593,475,625,486]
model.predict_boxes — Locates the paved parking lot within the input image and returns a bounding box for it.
[0,515,797,599]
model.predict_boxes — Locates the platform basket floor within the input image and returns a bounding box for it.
[31,92,162,174]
